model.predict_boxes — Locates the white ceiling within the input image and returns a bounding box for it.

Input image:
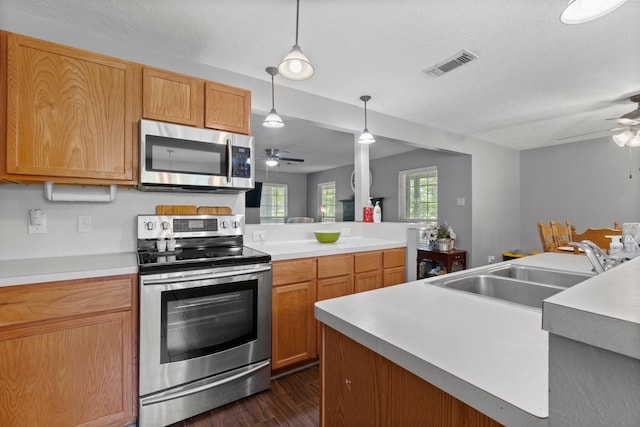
[3,0,640,173]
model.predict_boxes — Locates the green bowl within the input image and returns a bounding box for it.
[314,231,341,244]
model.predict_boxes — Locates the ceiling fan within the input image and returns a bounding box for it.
[263,148,305,167]
[559,95,640,146]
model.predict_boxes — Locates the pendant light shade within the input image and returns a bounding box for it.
[278,0,314,80]
[560,0,629,24]
[357,95,375,144]
[263,67,284,128]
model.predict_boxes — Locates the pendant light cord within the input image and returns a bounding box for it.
[271,74,275,110]
[364,100,368,129]
[295,0,300,45]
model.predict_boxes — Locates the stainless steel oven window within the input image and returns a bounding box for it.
[145,135,226,176]
[160,279,258,363]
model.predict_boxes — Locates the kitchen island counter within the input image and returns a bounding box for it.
[315,253,595,427]
[0,252,138,287]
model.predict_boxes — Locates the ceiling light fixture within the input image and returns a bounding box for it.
[263,67,284,128]
[357,95,375,144]
[612,130,634,147]
[278,0,314,80]
[560,0,629,24]
[265,158,279,167]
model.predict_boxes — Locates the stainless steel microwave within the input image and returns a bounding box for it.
[138,119,254,192]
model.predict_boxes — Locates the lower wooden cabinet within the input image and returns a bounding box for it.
[0,274,138,427]
[272,248,405,374]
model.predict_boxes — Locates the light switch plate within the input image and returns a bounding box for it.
[78,215,92,233]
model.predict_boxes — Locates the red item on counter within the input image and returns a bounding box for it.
[363,206,374,222]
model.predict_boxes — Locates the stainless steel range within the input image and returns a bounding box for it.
[136,214,272,427]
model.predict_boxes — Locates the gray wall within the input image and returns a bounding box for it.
[520,137,640,252]
[246,170,308,224]
[306,149,473,251]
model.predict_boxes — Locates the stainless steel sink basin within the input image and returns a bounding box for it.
[488,265,594,288]
[431,274,565,309]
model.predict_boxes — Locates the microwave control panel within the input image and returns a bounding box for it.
[232,147,251,178]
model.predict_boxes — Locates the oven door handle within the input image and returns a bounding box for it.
[142,264,272,285]
[140,359,270,406]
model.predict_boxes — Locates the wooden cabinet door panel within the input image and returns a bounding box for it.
[317,254,351,279]
[271,281,316,370]
[0,312,134,427]
[354,251,382,273]
[354,270,382,293]
[204,81,251,135]
[317,275,353,301]
[272,258,316,286]
[383,248,405,269]
[143,67,203,126]
[6,33,134,182]
[383,266,406,287]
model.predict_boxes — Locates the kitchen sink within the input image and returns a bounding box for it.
[488,265,594,288]
[430,274,565,309]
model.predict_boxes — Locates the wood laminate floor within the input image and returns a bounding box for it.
[170,364,320,427]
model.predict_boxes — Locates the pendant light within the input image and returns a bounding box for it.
[263,67,284,128]
[278,0,314,80]
[357,95,375,144]
[560,0,629,24]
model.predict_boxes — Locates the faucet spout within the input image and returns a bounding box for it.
[569,241,606,274]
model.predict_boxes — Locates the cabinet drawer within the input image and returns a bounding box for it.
[0,275,134,328]
[317,254,351,279]
[452,253,466,261]
[272,258,316,286]
[354,251,382,273]
[383,248,405,269]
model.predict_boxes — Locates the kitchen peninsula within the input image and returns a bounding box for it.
[315,253,640,427]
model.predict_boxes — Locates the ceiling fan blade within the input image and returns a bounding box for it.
[278,157,305,162]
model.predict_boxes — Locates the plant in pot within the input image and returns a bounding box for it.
[435,223,456,251]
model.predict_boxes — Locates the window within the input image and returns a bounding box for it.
[399,166,437,223]
[318,181,336,222]
[260,183,287,223]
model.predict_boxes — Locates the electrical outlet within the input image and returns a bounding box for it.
[78,216,92,233]
[28,213,47,234]
[253,231,266,241]
[341,227,352,236]
[488,255,495,264]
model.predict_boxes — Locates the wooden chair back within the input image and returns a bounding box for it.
[551,221,574,248]
[571,226,622,251]
[537,222,557,252]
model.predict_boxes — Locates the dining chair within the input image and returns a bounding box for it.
[551,221,574,248]
[537,222,557,252]
[571,226,621,252]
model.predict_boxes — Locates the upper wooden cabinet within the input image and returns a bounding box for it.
[142,67,203,127]
[3,32,138,185]
[142,67,251,135]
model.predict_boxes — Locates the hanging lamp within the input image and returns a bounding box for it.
[357,95,375,144]
[560,0,629,24]
[278,0,314,80]
[263,67,284,128]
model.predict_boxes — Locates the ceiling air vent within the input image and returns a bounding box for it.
[424,49,478,77]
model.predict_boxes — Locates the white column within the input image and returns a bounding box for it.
[354,134,370,221]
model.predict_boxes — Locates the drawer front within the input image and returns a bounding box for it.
[273,258,316,286]
[452,253,466,261]
[383,248,405,269]
[0,275,135,328]
[354,251,382,273]
[317,254,351,279]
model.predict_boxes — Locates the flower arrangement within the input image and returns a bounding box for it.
[423,222,456,240]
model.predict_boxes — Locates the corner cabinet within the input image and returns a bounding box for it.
[142,67,251,135]
[3,32,138,185]
[0,274,138,427]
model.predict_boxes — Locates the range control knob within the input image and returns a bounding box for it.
[232,220,240,228]
[220,220,229,229]
[161,221,170,230]
[145,222,156,230]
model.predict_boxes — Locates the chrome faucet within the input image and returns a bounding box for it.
[569,240,621,274]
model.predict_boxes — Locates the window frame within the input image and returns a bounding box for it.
[318,181,336,223]
[259,183,288,224]
[398,166,438,224]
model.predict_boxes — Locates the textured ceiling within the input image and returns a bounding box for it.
[2,0,640,172]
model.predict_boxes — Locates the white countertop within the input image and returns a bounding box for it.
[0,252,139,287]
[314,253,597,427]
[246,236,405,261]
[543,254,640,360]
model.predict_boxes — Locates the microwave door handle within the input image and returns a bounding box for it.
[226,138,232,183]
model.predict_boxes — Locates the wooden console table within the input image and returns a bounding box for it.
[417,249,467,278]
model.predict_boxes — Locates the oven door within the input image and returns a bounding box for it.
[138,263,271,396]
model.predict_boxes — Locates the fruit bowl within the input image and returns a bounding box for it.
[314,231,341,244]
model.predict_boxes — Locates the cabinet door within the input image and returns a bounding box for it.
[317,254,351,279]
[354,251,382,273]
[204,81,251,135]
[383,248,405,269]
[271,281,317,371]
[317,275,353,301]
[383,266,406,287]
[142,67,203,127]
[5,33,136,184]
[354,270,382,293]
[272,258,316,286]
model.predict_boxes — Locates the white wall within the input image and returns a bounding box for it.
[520,137,640,252]
[0,8,521,267]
